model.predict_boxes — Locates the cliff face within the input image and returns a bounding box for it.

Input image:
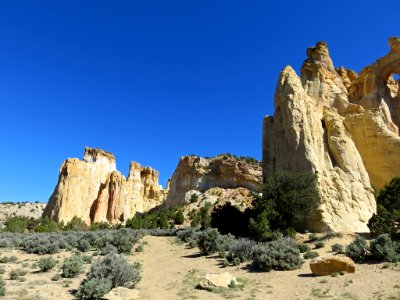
[43,147,165,224]
[263,37,400,232]
[165,155,262,206]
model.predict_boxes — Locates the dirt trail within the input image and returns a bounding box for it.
[134,235,231,300]
[132,235,400,300]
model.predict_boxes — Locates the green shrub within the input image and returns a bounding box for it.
[227,238,257,263]
[173,210,184,225]
[90,222,110,231]
[345,236,369,263]
[62,255,84,278]
[331,243,344,254]
[370,234,400,262]
[0,277,4,296]
[76,254,141,300]
[190,194,199,203]
[200,203,212,229]
[0,256,17,264]
[64,217,89,231]
[298,244,311,253]
[101,244,118,256]
[4,217,29,233]
[0,267,4,275]
[216,234,236,258]
[368,177,400,240]
[38,257,57,272]
[135,244,144,252]
[9,268,27,280]
[251,238,303,271]
[77,239,91,252]
[304,251,319,259]
[51,274,61,281]
[314,242,325,249]
[76,278,111,300]
[249,172,320,241]
[197,228,220,255]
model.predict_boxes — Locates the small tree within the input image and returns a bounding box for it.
[368,177,400,240]
[249,172,320,241]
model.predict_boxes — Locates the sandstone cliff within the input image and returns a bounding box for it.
[165,154,262,206]
[43,147,165,224]
[263,37,400,232]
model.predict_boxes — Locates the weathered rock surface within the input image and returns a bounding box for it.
[165,155,262,206]
[310,256,356,276]
[43,147,165,224]
[101,287,140,300]
[263,37,400,232]
[0,202,46,227]
[198,272,237,289]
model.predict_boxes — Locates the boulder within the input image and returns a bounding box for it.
[198,272,237,289]
[310,256,356,276]
[101,287,139,300]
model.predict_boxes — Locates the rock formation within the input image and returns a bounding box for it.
[0,202,46,228]
[165,154,262,206]
[42,147,165,224]
[263,37,400,232]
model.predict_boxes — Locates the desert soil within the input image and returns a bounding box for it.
[1,234,400,299]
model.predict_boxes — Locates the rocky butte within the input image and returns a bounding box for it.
[263,37,400,232]
[165,154,262,205]
[42,147,166,224]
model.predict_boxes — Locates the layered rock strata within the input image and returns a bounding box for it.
[165,155,262,206]
[43,147,165,224]
[263,37,400,232]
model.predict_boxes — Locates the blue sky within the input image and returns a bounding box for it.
[0,1,398,202]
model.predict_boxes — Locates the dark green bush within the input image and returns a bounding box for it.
[304,251,319,259]
[173,210,184,225]
[298,244,311,253]
[4,217,29,233]
[368,177,400,240]
[370,234,400,262]
[62,254,84,278]
[200,203,212,229]
[38,257,57,272]
[345,236,369,263]
[64,217,89,231]
[331,243,344,254]
[251,238,303,271]
[249,172,320,241]
[314,242,325,249]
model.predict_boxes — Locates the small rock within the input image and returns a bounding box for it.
[198,272,237,289]
[310,256,355,276]
[101,287,139,300]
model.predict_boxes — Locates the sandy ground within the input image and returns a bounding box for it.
[0,234,399,299]
[134,235,400,300]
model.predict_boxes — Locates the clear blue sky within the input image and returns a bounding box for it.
[0,1,398,202]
